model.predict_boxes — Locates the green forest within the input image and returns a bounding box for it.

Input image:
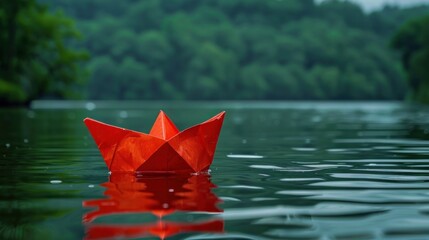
[2,0,429,103]
[0,0,88,105]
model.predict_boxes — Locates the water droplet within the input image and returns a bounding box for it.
[119,111,128,118]
[311,116,322,122]
[163,203,169,208]
[5,143,10,148]
[23,139,29,144]
[50,180,62,184]
[85,102,96,111]
[168,188,174,192]
[88,184,94,188]
[242,139,247,144]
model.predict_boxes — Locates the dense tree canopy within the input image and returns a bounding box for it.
[0,0,88,105]
[392,14,429,103]
[33,0,429,100]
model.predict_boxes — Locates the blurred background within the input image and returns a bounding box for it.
[1,0,429,105]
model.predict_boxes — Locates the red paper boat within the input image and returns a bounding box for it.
[84,111,225,173]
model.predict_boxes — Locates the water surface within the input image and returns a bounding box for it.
[1,101,429,239]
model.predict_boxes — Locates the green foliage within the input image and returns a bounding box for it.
[392,15,429,103]
[0,0,87,105]
[39,0,429,100]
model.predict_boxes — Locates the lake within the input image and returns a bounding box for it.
[1,101,429,240]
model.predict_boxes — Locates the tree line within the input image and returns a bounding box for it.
[2,0,429,104]
[392,14,429,103]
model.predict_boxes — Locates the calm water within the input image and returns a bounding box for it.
[2,101,429,240]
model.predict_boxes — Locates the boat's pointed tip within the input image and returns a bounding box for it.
[83,117,97,126]
[83,118,91,125]
[150,110,179,140]
[216,111,226,119]
[200,111,226,124]
[157,110,169,119]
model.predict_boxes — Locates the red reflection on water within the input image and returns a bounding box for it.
[83,172,223,239]
[85,219,224,240]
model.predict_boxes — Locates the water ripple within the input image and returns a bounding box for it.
[251,197,278,202]
[220,197,241,202]
[389,149,429,154]
[277,190,429,203]
[335,138,429,145]
[303,164,352,168]
[311,181,429,189]
[221,203,388,220]
[249,165,282,170]
[364,163,398,167]
[292,147,317,152]
[6,102,429,239]
[327,159,429,163]
[281,178,324,182]
[221,185,264,190]
[227,154,264,159]
[330,173,429,181]
[354,168,429,173]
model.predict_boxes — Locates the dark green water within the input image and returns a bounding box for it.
[2,101,429,240]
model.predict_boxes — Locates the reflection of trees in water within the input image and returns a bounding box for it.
[407,125,429,140]
[0,109,86,239]
[83,173,224,239]
[0,201,71,239]
[0,157,77,239]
